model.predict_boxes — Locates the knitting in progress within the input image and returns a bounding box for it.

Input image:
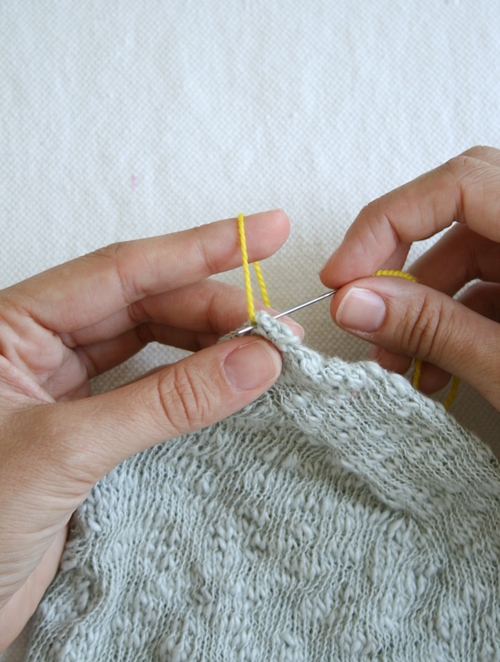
[26,313,500,661]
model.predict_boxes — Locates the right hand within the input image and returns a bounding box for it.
[320,146,500,411]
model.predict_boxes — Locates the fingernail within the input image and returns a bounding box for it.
[224,340,281,391]
[367,344,381,360]
[336,288,386,332]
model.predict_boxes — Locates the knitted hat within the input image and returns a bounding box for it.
[26,313,500,661]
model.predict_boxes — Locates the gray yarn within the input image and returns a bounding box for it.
[26,313,500,661]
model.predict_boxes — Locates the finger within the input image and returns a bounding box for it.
[35,336,283,485]
[366,279,500,395]
[367,345,412,374]
[458,281,500,322]
[377,241,412,273]
[76,316,304,383]
[368,344,452,394]
[70,282,303,381]
[411,224,500,295]
[462,144,500,167]
[418,363,453,394]
[74,325,227,382]
[63,279,303,348]
[6,210,289,333]
[73,326,212,387]
[64,280,251,346]
[320,150,500,289]
[405,282,500,394]
[331,276,500,408]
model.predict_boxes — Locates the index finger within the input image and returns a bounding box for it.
[320,149,500,289]
[3,210,289,333]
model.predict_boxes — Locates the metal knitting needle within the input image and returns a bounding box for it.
[236,290,336,336]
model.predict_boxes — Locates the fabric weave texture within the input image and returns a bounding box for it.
[26,314,500,661]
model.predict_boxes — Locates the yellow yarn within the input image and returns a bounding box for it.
[373,269,459,409]
[373,269,417,282]
[237,213,271,323]
[253,261,271,309]
[235,225,458,410]
[443,376,461,410]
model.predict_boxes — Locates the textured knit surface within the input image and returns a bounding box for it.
[26,314,500,661]
[2,1,500,476]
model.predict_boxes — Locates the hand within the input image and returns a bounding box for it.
[0,211,296,650]
[320,146,500,411]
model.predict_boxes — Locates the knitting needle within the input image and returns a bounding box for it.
[236,290,336,336]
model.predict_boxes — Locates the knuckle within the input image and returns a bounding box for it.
[85,242,138,305]
[443,154,471,177]
[359,200,375,217]
[396,292,450,363]
[359,200,384,229]
[441,155,486,224]
[443,153,490,181]
[461,145,494,161]
[361,199,401,241]
[443,153,500,234]
[354,202,400,256]
[87,241,125,262]
[191,225,220,275]
[156,363,218,436]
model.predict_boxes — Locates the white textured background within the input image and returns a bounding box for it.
[1,1,500,657]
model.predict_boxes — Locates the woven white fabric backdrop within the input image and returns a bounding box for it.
[1,1,500,657]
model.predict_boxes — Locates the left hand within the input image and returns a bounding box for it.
[0,210,297,649]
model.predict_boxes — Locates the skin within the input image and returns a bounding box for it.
[0,210,305,651]
[320,145,500,411]
[4,145,500,648]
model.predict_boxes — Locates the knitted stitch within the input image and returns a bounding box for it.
[26,313,500,661]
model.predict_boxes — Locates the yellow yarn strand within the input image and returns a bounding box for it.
[373,269,417,283]
[253,261,271,308]
[373,269,459,409]
[237,213,271,323]
[237,213,255,323]
[234,238,459,409]
[411,358,422,390]
[443,376,461,410]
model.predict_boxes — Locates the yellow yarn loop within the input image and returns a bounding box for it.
[373,269,459,409]
[237,213,271,323]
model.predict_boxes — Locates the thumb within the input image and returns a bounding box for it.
[331,276,500,408]
[41,336,281,485]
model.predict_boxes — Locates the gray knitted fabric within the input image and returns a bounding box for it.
[26,313,500,661]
